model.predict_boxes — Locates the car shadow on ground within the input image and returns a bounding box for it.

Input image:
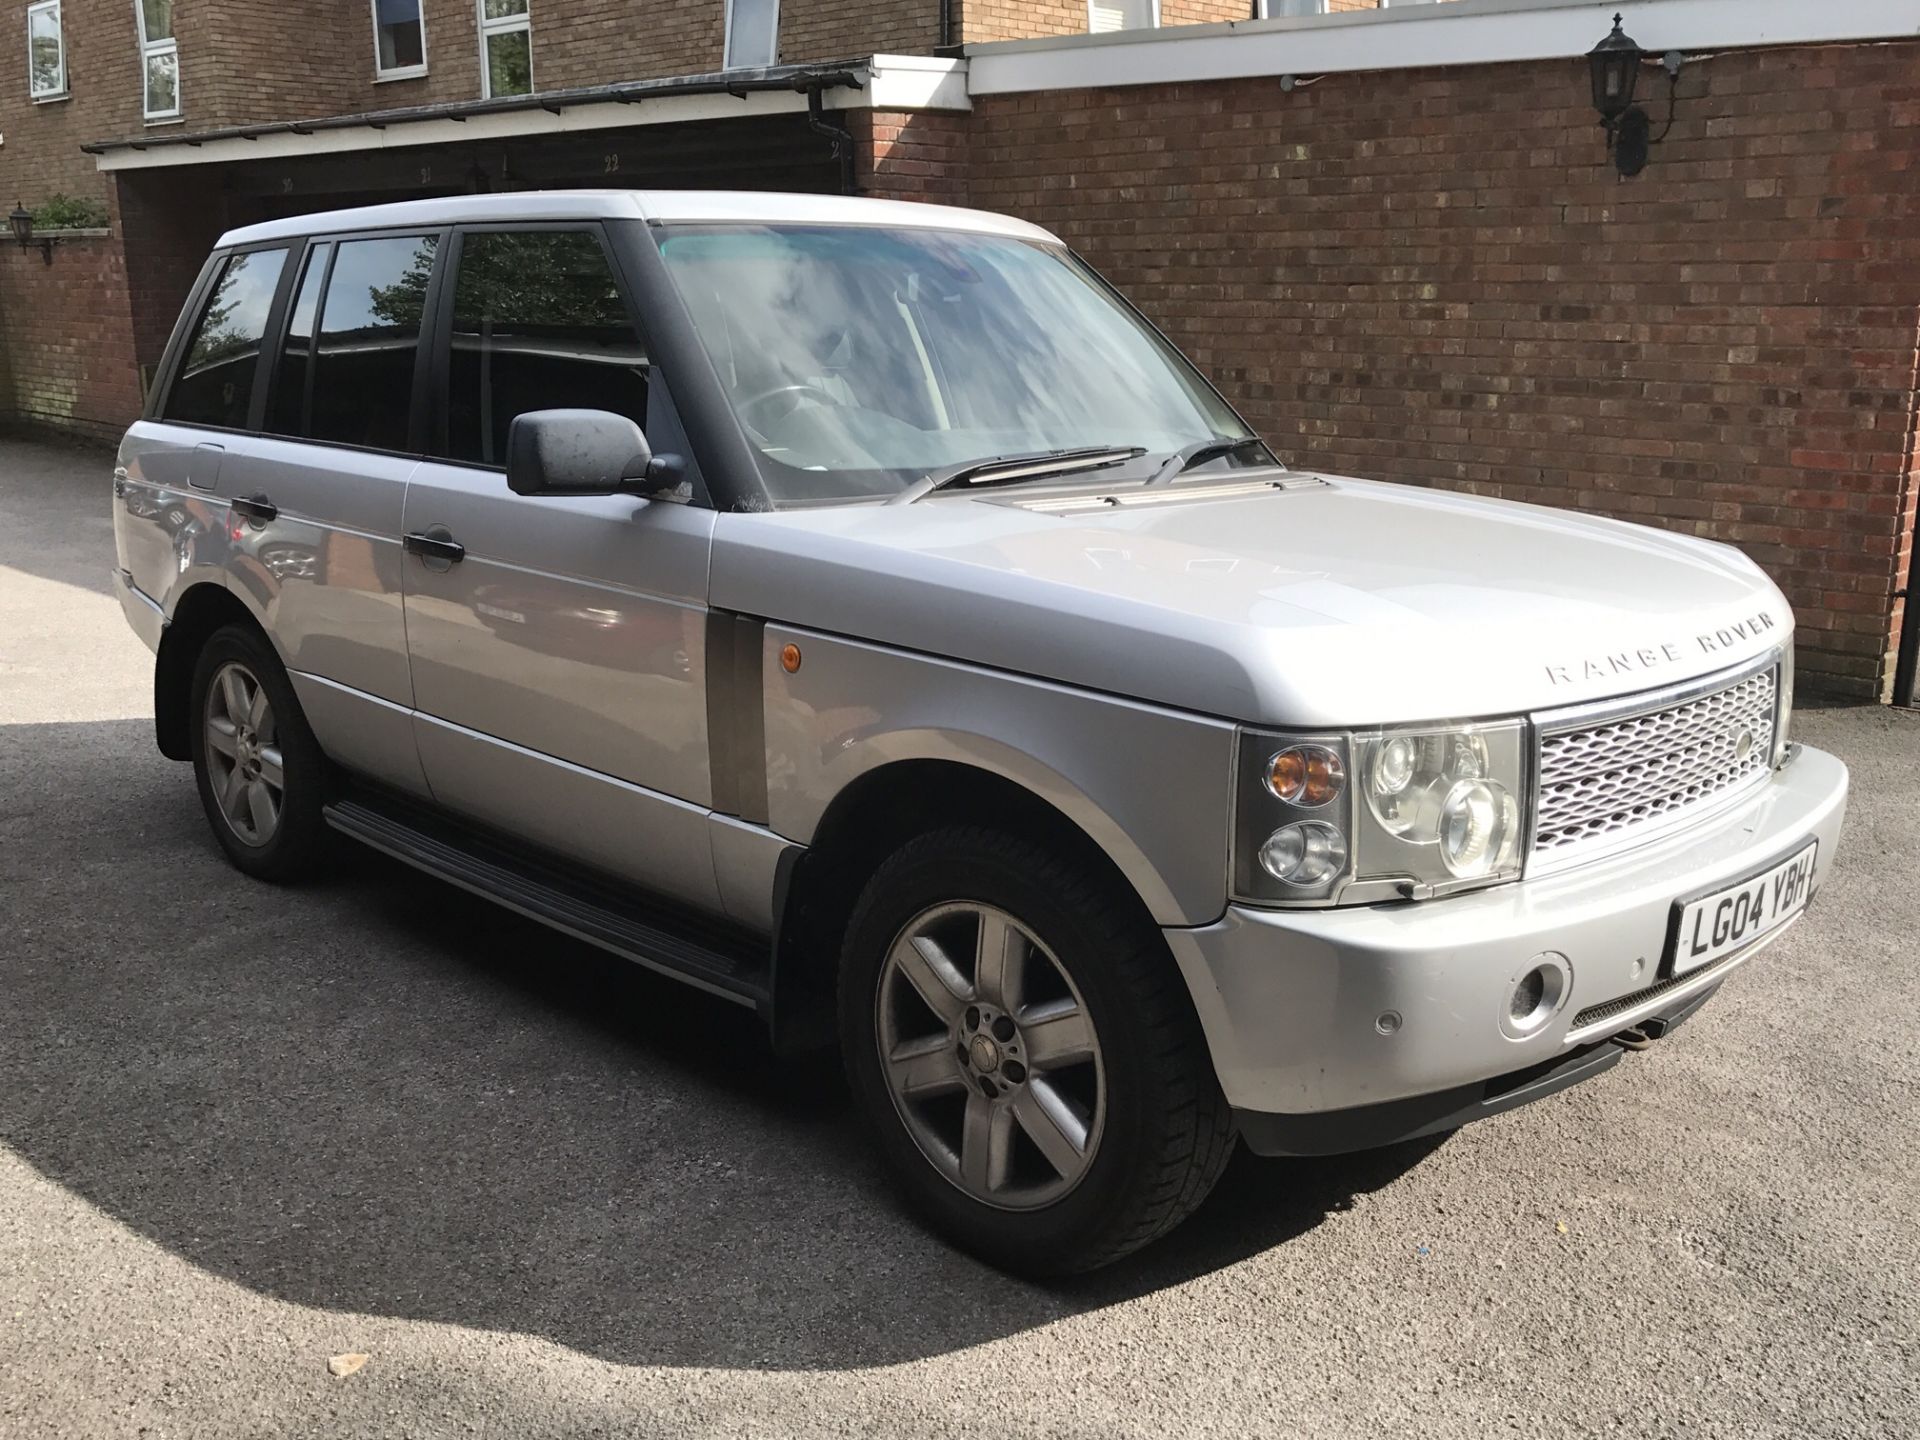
[1,718,1443,1372]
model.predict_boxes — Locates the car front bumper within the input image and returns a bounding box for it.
[1164,743,1850,1155]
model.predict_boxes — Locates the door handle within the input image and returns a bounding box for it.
[230,494,278,525]
[404,528,466,564]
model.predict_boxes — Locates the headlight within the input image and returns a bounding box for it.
[1235,720,1529,906]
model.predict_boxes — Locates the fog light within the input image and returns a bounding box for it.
[1501,953,1571,1040]
[1510,967,1545,1021]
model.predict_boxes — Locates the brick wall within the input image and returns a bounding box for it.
[965,43,1920,698]
[783,0,941,62]
[182,0,364,128]
[857,110,973,202]
[1159,1,1252,24]
[0,238,142,442]
[960,1,1250,47]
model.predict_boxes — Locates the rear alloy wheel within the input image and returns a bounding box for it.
[841,827,1234,1276]
[188,624,332,881]
[203,660,286,848]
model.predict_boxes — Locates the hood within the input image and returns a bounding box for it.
[709,474,1791,726]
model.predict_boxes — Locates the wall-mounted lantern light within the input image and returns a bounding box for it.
[9,201,52,265]
[1588,14,1682,178]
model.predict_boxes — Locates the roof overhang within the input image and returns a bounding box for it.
[86,55,968,172]
[967,0,1920,95]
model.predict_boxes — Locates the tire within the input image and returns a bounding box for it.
[188,623,332,882]
[839,825,1234,1276]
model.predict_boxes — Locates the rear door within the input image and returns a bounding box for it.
[215,228,447,797]
[399,223,721,909]
[117,241,294,623]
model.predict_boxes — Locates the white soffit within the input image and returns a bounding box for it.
[967,0,1920,95]
[92,56,967,173]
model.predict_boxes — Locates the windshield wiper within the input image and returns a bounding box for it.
[891,446,1146,505]
[1144,435,1274,487]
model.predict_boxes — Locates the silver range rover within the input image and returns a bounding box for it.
[111,190,1849,1275]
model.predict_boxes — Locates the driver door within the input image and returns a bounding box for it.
[400,223,721,911]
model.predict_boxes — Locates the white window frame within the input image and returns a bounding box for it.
[723,0,780,69]
[1088,0,1159,33]
[371,0,430,81]
[134,0,180,121]
[27,0,66,100]
[476,0,533,100]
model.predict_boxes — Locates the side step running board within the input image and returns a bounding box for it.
[323,796,771,1010]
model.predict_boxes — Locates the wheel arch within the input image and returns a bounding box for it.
[153,583,268,760]
[769,757,1172,1055]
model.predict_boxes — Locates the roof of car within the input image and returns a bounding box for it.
[218,190,1062,249]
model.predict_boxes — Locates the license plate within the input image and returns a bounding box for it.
[1665,841,1818,978]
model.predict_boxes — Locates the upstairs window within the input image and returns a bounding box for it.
[28,1,65,100]
[136,0,179,120]
[724,0,778,69]
[372,0,428,79]
[478,0,531,98]
[1089,0,1155,31]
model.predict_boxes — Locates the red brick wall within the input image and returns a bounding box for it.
[0,239,143,442]
[961,2,1249,47]
[857,110,973,203]
[966,45,1920,698]
[783,0,941,62]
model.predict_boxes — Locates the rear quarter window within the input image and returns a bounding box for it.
[164,247,290,430]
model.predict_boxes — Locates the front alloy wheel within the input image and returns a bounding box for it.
[841,826,1234,1276]
[879,903,1104,1210]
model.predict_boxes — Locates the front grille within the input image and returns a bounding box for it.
[1532,662,1778,864]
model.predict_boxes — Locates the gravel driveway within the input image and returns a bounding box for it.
[1,434,1915,1438]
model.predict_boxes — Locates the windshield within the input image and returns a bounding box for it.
[655,224,1256,505]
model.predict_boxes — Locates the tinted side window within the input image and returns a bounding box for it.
[310,233,437,452]
[444,229,647,467]
[164,247,289,429]
[264,241,331,438]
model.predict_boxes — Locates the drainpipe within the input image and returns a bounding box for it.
[1895,578,1919,706]
[801,80,859,196]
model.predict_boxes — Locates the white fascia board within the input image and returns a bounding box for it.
[866,54,971,112]
[92,57,974,173]
[968,0,1920,95]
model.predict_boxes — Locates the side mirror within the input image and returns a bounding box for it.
[505,409,684,498]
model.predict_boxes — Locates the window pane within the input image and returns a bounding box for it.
[658,226,1248,504]
[166,249,290,430]
[266,244,332,437]
[141,0,173,42]
[445,231,647,467]
[145,50,179,114]
[726,0,777,67]
[1090,0,1152,32]
[485,28,531,96]
[29,7,64,95]
[483,0,529,18]
[311,234,437,452]
[375,0,424,69]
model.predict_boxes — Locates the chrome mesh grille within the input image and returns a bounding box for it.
[1533,666,1778,860]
